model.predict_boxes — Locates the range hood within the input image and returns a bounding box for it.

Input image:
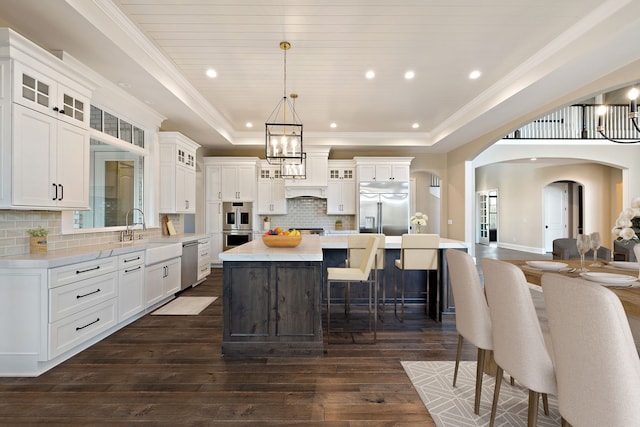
[284,147,330,198]
[285,187,327,199]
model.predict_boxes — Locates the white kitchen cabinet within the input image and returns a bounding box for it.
[117,251,145,321]
[145,257,181,308]
[159,132,200,214]
[13,61,90,128]
[221,164,256,201]
[257,163,287,214]
[284,148,329,189]
[205,201,223,264]
[354,157,413,182]
[327,180,356,215]
[205,164,222,201]
[11,102,89,209]
[0,30,94,210]
[327,161,356,214]
[48,257,119,359]
[197,237,211,280]
[204,157,258,201]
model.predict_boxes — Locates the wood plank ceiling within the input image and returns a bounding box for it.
[0,0,639,153]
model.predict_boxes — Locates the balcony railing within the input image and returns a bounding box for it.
[503,104,639,140]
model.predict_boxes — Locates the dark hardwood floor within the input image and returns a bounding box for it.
[0,244,548,425]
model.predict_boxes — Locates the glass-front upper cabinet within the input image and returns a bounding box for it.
[14,61,90,128]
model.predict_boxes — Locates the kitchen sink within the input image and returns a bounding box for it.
[145,242,182,265]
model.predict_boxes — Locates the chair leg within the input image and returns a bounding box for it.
[452,335,463,387]
[561,417,572,427]
[528,390,540,427]
[474,348,486,415]
[542,393,549,416]
[489,366,503,427]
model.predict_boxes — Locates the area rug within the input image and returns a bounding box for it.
[402,361,561,427]
[152,296,217,315]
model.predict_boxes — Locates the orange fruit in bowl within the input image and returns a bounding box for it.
[274,227,283,234]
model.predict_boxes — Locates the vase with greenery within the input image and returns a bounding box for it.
[335,219,343,230]
[27,226,49,253]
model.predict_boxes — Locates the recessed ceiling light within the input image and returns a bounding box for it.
[412,123,420,129]
[245,122,253,128]
[469,70,481,80]
[365,70,375,79]
[206,68,218,78]
[530,157,537,161]
[330,123,337,128]
[405,71,415,80]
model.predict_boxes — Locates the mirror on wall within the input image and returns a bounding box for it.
[72,138,144,229]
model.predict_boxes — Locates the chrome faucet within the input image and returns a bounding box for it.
[122,208,146,241]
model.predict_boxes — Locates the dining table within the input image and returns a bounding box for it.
[507,259,640,318]
[473,258,640,375]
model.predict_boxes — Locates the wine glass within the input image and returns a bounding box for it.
[576,234,591,272]
[589,232,603,267]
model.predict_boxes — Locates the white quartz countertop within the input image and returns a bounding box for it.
[0,233,209,269]
[219,234,323,262]
[218,234,468,262]
[319,235,468,250]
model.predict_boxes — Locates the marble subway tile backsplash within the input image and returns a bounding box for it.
[0,210,178,257]
[263,197,355,232]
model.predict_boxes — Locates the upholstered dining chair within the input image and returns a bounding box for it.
[446,248,493,415]
[481,258,556,427]
[327,235,380,344]
[345,234,386,320]
[541,273,640,427]
[393,233,439,322]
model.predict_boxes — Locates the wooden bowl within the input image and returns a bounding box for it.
[262,234,302,248]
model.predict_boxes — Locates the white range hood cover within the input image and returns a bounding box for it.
[285,186,327,198]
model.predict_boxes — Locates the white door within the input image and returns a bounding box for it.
[477,191,490,245]
[544,182,568,252]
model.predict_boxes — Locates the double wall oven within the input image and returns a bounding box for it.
[223,201,253,251]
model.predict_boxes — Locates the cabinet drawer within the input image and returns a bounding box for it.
[118,251,144,268]
[49,257,117,288]
[49,298,117,359]
[198,262,211,280]
[49,272,117,322]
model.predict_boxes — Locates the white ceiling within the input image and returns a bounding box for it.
[0,0,640,157]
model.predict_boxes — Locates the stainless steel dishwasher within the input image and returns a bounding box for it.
[181,240,199,290]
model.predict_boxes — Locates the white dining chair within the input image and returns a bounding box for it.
[446,248,493,415]
[481,258,556,427]
[542,273,640,427]
[327,235,380,344]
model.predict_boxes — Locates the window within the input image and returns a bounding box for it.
[62,105,148,232]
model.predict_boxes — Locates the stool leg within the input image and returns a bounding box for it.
[379,268,385,322]
[393,267,398,318]
[327,281,331,344]
[400,268,406,322]
[373,276,378,343]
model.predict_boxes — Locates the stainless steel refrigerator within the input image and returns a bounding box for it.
[359,181,409,236]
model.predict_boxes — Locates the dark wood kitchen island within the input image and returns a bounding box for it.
[218,235,324,356]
